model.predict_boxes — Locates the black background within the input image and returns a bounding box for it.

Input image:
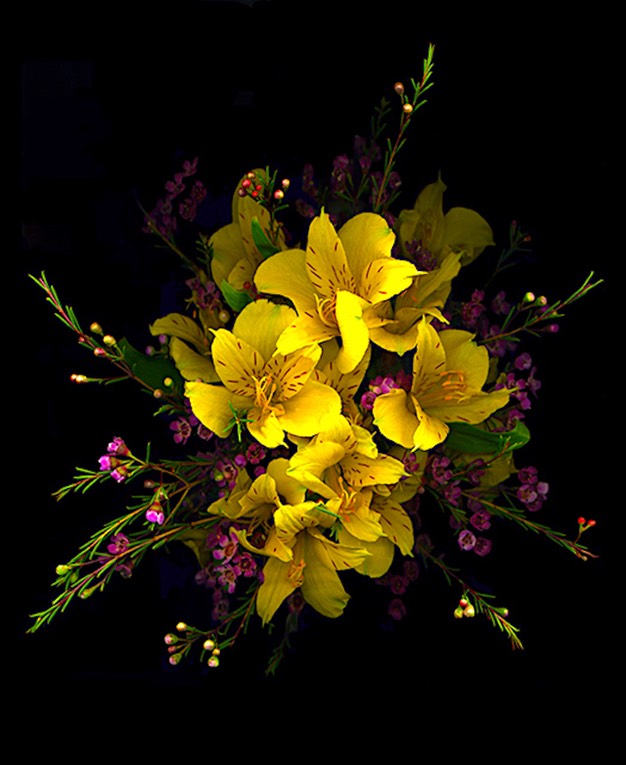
[13,0,618,710]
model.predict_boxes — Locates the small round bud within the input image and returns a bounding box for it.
[453,606,464,619]
[273,189,284,200]
[94,347,107,357]
[168,653,182,666]
[164,633,178,645]
[536,295,548,306]
[176,621,187,632]
[578,516,586,526]
[163,377,173,387]
[402,103,413,114]
[241,178,252,189]
[459,598,469,608]
[56,564,71,576]
[153,388,164,399]
[207,655,220,668]
[281,178,290,190]
[90,322,103,334]
[218,309,230,323]
[71,374,88,384]
[394,82,404,95]
[237,188,247,197]
[211,647,221,657]
[203,638,216,652]
[463,604,476,618]
[246,171,256,180]
[103,335,116,346]
[144,479,156,489]
[523,291,535,303]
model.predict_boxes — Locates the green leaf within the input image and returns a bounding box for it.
[251,217,280,259]
[220,279,253,312]
[117,338,184,394]
[444,420,530,455]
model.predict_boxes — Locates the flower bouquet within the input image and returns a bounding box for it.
[28,46,601,675]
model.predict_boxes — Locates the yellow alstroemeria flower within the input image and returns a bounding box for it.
[286,415,408,567]
[254,210,421,374]
[368,251,462,355]
[255,505,370,625]
[373,318,510,451]
[396,176,494,268]
[337,489,415,578]
[210,169,286,294]
[225,461,369,624]
[150,312,219,383]
[185,299,341,448]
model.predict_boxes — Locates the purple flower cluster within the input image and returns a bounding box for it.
[98,437,130,483]
[361,369,411,411]
[376,557,420,622]
[143,157,206,238]
[195,525,259,622]
[457,528,492,557]
[100,532,133,578]
[516,465,549,512]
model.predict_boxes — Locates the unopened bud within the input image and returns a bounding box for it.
[203,638,216,652]
[176,621,187,631]
[207,655,220,668]
[402,103,413,114]
[90,322,103,334]
[56,564,71,576]
[394,82,404,95]
[103,335,117,346]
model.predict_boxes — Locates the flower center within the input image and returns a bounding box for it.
[315,294,338,328]
[253,373,286,419]
[419,369,469,408]
[287,558,306,587]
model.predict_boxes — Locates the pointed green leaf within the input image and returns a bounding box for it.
[251,217,281,259]
[117,338,184,394]
[444,420,530,455]
[220,279,253,312]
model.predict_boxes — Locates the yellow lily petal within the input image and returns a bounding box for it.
[335,289,370,373]
[337,528,394,578]
[210,222,247,288]
[256,555,301,626]
[231,299,296,364]
[359,257,419,306]
[299,530,366,618]
[279,380,342,437]
[443,207,494,266]
[340,452,407,488]
[305,210,356,297]
[149,313,210,354]
[247,406,287,448]
[254,248,317,315]
[288,440,348,499]
[373,388,419,449]
[338,211,396,283]
[185,381,251,439]
[373,495,415,556]
[168,337,219,383]
[211,328,264,396]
